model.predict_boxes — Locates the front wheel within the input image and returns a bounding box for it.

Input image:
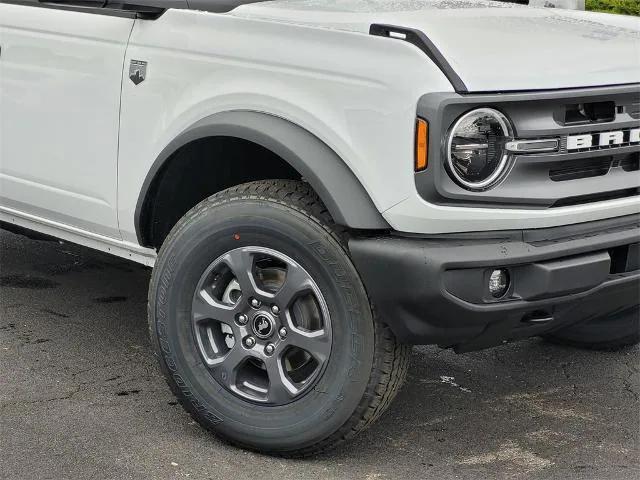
[148,180,409,456]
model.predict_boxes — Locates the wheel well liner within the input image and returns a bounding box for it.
[135,111,389,247]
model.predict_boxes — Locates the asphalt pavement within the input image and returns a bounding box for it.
[0,229,638,480]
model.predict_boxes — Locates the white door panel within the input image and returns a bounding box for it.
[0,4,133,237]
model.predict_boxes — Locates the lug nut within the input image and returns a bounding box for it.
[278,327,288,338]
[237,314,248,325]
[244,336,256,348]
[264,343,275,355]
[271,305,280,315]
[250,298,261,308]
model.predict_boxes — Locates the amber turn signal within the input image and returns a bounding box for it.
[415,118,428,172]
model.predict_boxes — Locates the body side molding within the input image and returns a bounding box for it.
[0,206,157,266]
[135,111,390,246]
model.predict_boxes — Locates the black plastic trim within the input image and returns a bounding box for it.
[469,82,640,96]
[349,214,640,351]
[2,0,139,17]
[135,111,390,247]
[369,23,468,94]
[2,0,269,15]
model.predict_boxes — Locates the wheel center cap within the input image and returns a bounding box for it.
[252,313,274,339]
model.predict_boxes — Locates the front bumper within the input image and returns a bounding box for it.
[349,214,640,352]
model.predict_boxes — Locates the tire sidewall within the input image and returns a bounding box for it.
[149,197,375,451]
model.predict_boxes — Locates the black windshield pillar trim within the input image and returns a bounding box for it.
[4,0,271,15]
[2,0,139,17]
[369,23,468,94]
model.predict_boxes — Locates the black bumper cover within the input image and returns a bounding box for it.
[349,214,640,352]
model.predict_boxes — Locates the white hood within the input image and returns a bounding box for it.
[232,0,640,92]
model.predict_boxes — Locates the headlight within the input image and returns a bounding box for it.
[446,108,514,191]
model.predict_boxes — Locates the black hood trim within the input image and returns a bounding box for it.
[370,23,468,94]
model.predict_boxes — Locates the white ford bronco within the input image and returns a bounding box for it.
[1,0,639,456]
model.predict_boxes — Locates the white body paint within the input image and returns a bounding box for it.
[0,0,638,263]
[599,131,624,146]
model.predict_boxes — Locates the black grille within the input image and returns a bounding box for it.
[552,188,640,208]
[549,157,611,182]
[549,152,639,182]
[621,152,640,172]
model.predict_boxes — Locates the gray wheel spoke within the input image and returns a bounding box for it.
[193,289,239,325]
[276,263,314,307]
[196,324,229,366]
[221,248,257,297]
[212,345,251,389]
[266,357,298,404]
[287,328,331,363]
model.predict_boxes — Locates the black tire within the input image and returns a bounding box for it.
[148,179,409,457]
[544,306,640,350]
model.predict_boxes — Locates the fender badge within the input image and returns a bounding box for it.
[129,60,147,85]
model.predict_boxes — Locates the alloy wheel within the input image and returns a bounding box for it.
[191,246,332,405]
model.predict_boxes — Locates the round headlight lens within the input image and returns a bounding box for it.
[446,108,513,190]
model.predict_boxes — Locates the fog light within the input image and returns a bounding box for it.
[488,269,510,298]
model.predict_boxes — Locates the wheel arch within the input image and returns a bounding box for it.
[135,111,389,248]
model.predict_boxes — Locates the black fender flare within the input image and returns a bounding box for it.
[135,111,389,245]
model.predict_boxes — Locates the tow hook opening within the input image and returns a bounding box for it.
[522,311,554,325]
